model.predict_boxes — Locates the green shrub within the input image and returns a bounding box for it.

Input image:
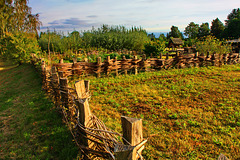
[0,32,40,64]
[196,36,232,55]
[144,39,166,57]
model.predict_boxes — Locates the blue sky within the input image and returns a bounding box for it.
[29,0,239,33]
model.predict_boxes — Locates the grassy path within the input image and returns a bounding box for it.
[0,64,78,159]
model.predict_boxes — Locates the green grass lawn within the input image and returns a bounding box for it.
[1,61,239,159]
[0,64,79,159]
[77,64,240,159]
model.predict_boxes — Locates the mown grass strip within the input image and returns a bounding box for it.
[0,64,78,159]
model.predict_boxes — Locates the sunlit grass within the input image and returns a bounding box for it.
[0,59,18,71]
[70,64,240,159]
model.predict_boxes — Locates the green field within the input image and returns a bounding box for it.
[83,65,240,159]
[1,62,240,159]
[0,64,79,159]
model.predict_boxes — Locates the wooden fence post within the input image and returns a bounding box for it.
[134,56,138,75]
[227,53,232,64]
[41,59,45,73]
[218,154,229,160]
[206,52,210,59]
[41,60,48,90]
[194,52,198,59]
[142,54,146,61]
[59,78,69,109]
[123,56,128,75]
[159,52,162,59]
[115,57,119,76]
[75,80,92,147]
[211,53,216,66]
[58,71,64,79]
[166,52,169,60]
[51,66,60,108]
[73,58,77,64]
[176,51,180,57]
[142,54,149,72]
[121,116,145,160]
[97,57,102,78]
[107,56,111,76]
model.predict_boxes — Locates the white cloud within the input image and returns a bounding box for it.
[29,0,240,32]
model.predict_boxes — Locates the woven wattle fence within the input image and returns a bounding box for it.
[37,58,147,160]
[51,52,240,78]
[30,51,239,159]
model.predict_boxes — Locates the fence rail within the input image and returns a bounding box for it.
[30,51,239,159]
[33,57,147,160]
[45,52,240,78]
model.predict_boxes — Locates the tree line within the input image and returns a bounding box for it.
[0,0,239,64]
[38,25,149,55]
[166,8,240,40]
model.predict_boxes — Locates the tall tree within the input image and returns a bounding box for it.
[184,22,199,39]
[0,0,41,37]
[223,8,240,39]
[223,19,240,39]
[0,0,41,63]
[167,26,183,39]
[68,30,82,53]
[210,18,224,39]
[198,22,210,38]
[225,8,240,26]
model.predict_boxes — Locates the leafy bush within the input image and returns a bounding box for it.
[38,25,150,54]
[144,39,166,57]
[196,36,232,55]
[0,32,40,64]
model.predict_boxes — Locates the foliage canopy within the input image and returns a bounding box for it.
[0,0,41,64]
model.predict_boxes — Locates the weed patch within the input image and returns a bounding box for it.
[78,64,240,159]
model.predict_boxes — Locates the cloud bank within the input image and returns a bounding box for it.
[29,0,240,33]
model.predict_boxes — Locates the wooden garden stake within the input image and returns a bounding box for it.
[115,57,118,76]
[75,80,92,147]
[211,53,216,66]
[134,56,138,75]
[123,56,128,75]
[59,78,69,109]
[73,58,77,64]
[51,66,60,107]
[194,52,199,59]
[159,52,162,59]
[121,116,144,160]
[106,56,111,76]
[206,52,210,59]
[58,71,64,79]
[166,52,169,60]
[97,57,101,78]
[142,54,146,61]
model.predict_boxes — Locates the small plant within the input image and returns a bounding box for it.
[23,132,31,141]
[188,120,201,127]
[168,113,178,119]
[213,137,223,146]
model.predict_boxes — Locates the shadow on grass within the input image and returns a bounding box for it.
[0,64,79,159]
